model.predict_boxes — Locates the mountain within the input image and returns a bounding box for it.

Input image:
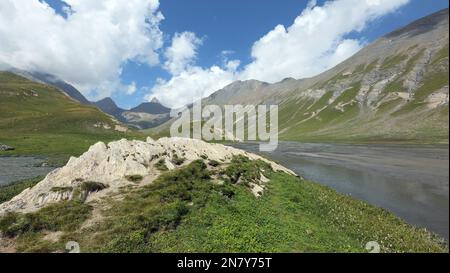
[94,97,171,130]
[151,8,449,143]
[130,98,171,114]
[0,71,134,161]
[8,69,91,105]
[8,69,172,130]
[93,97,126,120]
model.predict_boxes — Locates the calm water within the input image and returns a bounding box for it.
[230,142,449,241]
[0,157,55,186]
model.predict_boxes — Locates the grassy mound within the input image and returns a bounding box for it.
[1,158,445,253]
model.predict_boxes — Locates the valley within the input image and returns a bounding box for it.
[0,6,448,254]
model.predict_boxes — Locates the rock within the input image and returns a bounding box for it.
[0,144,15,151]
[0,137,295,214]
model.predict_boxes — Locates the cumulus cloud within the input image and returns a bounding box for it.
[164,32,203,75]
[126,82,137,95]
[240,0,409,82]
[0,0,164,99]
[149,31,240,108]
[151,0,408,108]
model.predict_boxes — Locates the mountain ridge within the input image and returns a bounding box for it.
[149,8,449,143]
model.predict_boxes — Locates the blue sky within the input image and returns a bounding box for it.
[21,1,450,108]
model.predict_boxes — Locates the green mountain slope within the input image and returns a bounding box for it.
[0,72,141,163]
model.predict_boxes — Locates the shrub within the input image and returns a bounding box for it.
[224,155,271,184]
[0,201,92,237]
[80,181,107,192]
[126,175,143,183]
[208,160,220,167]
[155,158,168,171]
[50,186,73,193]
[172,154,185,166]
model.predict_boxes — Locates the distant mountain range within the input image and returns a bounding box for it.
[93,97,171,130]
[6,69,172,130]
[149,8,449,143]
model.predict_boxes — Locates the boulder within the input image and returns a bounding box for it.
[0,144,15,151]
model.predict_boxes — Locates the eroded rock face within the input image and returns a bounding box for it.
[0,137,294,214]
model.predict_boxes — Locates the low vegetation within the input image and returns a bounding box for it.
[80,181,108,192]
[125,175,144,183]
[208,159,220,167]
[171,154,185,166]
[0,176,43,204]
[154,158,168,171]
[1,159,446,253]
[50,186,73,193]
[0,200,92,252]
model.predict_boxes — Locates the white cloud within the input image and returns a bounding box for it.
[150,0,409,108]
[149,66,238,108]
[149,31,240,108]
[164,32,203,75]
[126,82,137,95]
[241,0,409,82]
[0,0,164,99]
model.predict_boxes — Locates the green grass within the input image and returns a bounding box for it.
[155,158,168,171]
[0,200,92,252]
[380,54,408,70]
[50,186,73,193]
[363,59,379,74]
[393,70,449,116]
[0,176,43,204]
[431,44,449,65]
[0,201,92,237]
[224,155,271,185]
[2,159,445,253]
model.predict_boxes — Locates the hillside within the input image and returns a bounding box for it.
[0,72,140,163]
[9,69,91,105]
[94,97,126,121]
[149,9,449,143]
[0,138,446,253]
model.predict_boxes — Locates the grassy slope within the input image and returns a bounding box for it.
[0,176,43,204]
[0,72,143,164]
[1,158,446,253]
[278,47,449,144]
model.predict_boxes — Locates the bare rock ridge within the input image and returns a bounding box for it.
[0,138,295,214]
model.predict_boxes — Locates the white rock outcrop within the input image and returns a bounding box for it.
[0,137,294,214]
